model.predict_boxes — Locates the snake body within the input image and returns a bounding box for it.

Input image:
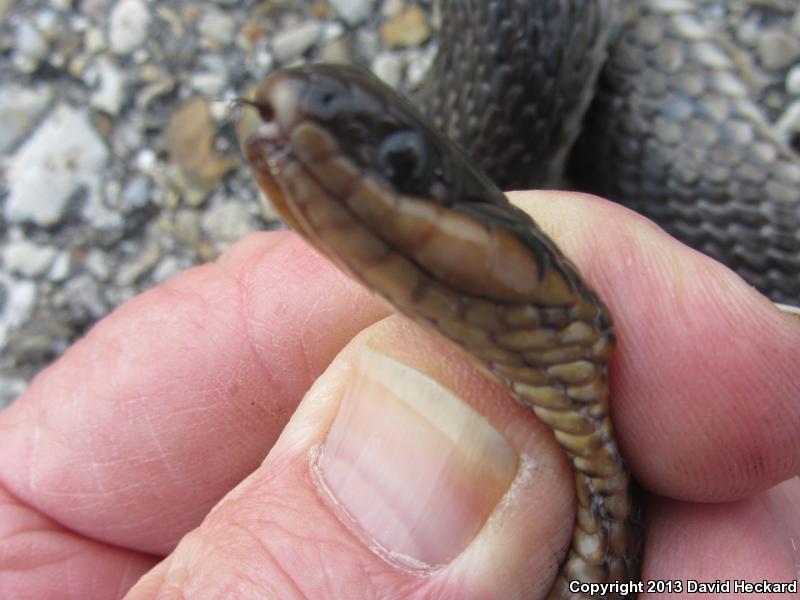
[240,64,640,599]
[421,0,800,304]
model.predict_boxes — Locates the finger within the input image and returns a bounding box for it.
[126,316,574,599]
[642,478,800,598]
[0,232,388,554]
[509,191,800,502]
[0,485,156,597]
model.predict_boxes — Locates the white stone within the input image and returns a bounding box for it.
[16,20,48,64]
[787,64,800,96]
[2,241,58,278]
[84,249,112,280]
[0,273,36,348]
[202,200,254,243]
[47,251,71,281]
[271,21,322,63]
[372,52,404,88]
[0,84,53,153]
[134,147,157,172]
[330,0,374,25]
[199,7,236,46]
[90,55,126,115]
[5,104,109,227]
[109,0,150,55]
[190,71,227,96]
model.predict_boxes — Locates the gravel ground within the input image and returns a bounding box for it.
[1,0,799,407]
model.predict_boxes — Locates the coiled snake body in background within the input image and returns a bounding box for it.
[422,0,800,305]
[239,2,799,597]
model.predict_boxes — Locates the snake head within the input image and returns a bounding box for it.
[237,64,588,308]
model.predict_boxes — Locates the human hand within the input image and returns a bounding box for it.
[1,191,798,599]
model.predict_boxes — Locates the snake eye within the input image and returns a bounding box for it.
[305,78,347,120]
[377,130,429,193]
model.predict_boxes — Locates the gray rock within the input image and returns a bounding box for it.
[84,249,112,281]
[15,19,49,71]
[121,174,152,209]
[199,7,236,46]
[109,0,150,55]
[152,255,182,283]
[115,240,161,286]
[330,0,374,25]
[0,273,37,348]
[89,55,127,115]
[271,21,322,63]
[757,30,800,71]
[776,100,800,144]
[202,200,256,244]
[5,105,109,227]
[0,377,27,408]
[2,241,58,278]
[0,84,53,153]
[47,251,71,282]
[787,64,800,96]
[61,274,108,320]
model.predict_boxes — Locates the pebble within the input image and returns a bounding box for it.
[5,104,109,227]
[109,0,151,55]
[89,55,126,115]
[167,99,237,193]
[15,19,49,71]
[0,84,53,153]
[380,5,430,48]
[2,241,58,278]
[115,240,161,286]
[776,100,800,144]
[0,377,27,408]
[757,30,800,70]
[189,54,229,96]
[198,7,237,47]
[787,64,800,96]
[46,251,71,282]
[271,20,322,63]
[151,255,182,283]
[330,0,374,25]
[61,274,108,320]
[121,174,152,209]
[202,200,257,245]
[85,249,112,281]
[0,274,37,348]
[372,51,404,87]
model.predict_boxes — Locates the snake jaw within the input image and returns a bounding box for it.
[237,72,309,231]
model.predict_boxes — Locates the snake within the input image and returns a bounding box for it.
[235,2,799,596]
[238,64,641,599]
[418,0,800,306]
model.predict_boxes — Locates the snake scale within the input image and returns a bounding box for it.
[239,65,640,598]
[237,2,798,597]
[421,0,800,305]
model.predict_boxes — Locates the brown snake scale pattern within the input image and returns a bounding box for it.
[240,65,642,599]
[238,2,800,596]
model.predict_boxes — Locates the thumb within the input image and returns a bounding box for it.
[126,316,573,598]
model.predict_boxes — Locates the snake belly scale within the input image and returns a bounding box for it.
[239,64,642,599]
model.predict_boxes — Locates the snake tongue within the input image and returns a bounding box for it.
[235,73,307,230]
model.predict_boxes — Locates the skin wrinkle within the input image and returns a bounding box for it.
[513,194,800,501]
[3,193,800,597]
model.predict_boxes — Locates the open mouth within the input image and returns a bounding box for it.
[235,98,293,180]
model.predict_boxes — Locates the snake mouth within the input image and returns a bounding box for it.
[236,71,309,230]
